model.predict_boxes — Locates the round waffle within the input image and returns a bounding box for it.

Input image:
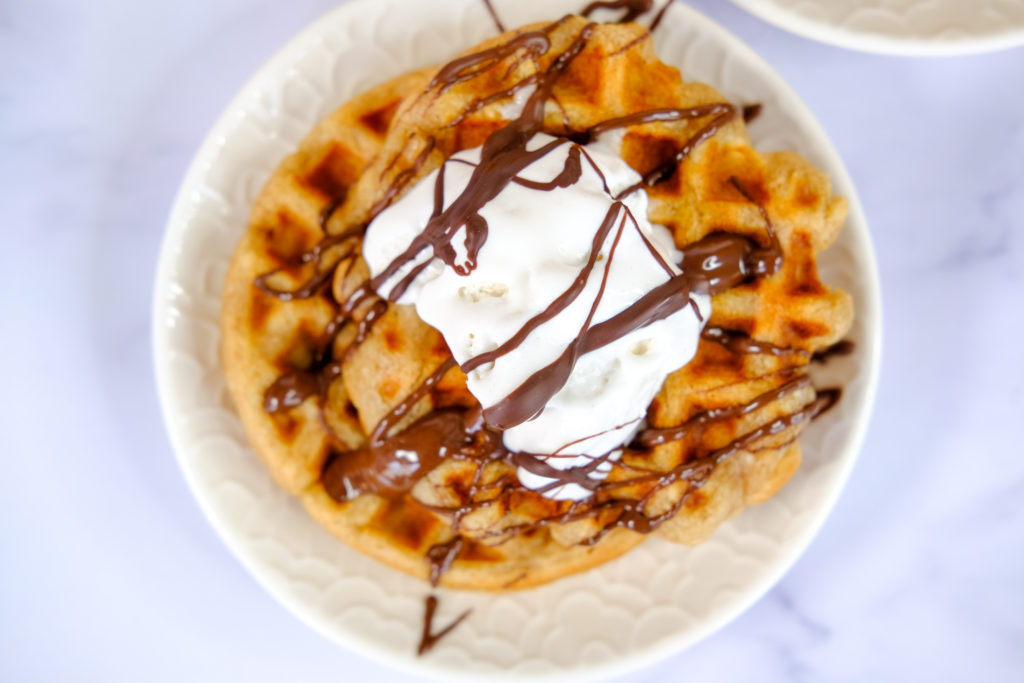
[222,16,852,590]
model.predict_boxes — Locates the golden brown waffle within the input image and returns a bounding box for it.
[221,16,852,590]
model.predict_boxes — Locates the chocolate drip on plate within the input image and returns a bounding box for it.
[742,103,763,123]
[811,387,843,417]
[813,339,855,363]
[702,325,810,358]
[635,375,811,447]
[480,0,506,33]
[648,0,674,32]
[418,595,471,656]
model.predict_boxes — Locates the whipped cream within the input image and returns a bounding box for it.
[363,135,709,500]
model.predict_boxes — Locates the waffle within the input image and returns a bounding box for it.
[221,16,852,590]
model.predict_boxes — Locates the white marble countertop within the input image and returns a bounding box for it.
[2,0,1022,680]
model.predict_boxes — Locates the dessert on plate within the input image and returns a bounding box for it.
[221,10,852,591]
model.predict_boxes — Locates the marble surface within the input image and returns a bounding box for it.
[1,0,1021,680]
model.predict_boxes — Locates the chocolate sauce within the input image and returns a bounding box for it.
[615,103,737,196]
[370,358,458,448]
[322,407,500,502]
[253,230,360,302]
[263,370,323,413]
[481,0,506,33]
[648,0,673,32]
[431,31,551,92]
[418,595,471,656]
[635,375,810,447]
[813,340,855,363]
[702,325,811,358]
[509,450,606,490]
[577,271,693,354]
[365,137,437,227]
[678,176,783,294]
[483,195,625,429]
[445,74,540,129]
[375,24,595,305]
[353,300,389,347]
[461,194,620,374]
[426,536,465,586]
[582,0,654,23]
[580,387,834,537]
[481,385,837,543]
[742,103,763,124]
[581,103,733,142]
[811,387,842,417]
[680,232,780,295]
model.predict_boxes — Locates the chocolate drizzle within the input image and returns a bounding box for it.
[810,387,842,417]
[586,388,835,535]
[418,595,471,656]
[322,407,496,502]
[426,536,465,586]
[460,192,617,375]
[253,227,362,302]
[264,370,325,413]
[702,326,811,358]
[484,196,627,428]
[582,0,654,23]
[463,385,837,545]
[813,339,855,363]
[320,359,492,503]
[648,0,674,32]
[253,16,843,582]
[635,375,810,447]
[581,103,732,142]
[742,103,763,124]
[481,0,506,33]
[679,176,783,294]
[431,31,551,92]
[371,359,458,447]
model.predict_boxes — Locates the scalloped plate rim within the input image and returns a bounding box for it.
[729,0,1024,56]
[152,0,881,680]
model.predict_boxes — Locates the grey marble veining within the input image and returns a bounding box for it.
[1,0,1022,681]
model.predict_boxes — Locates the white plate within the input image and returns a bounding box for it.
[730,0,1024,56]
[153,0,880,679]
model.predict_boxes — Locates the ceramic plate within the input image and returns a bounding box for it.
[730,0,1024,56]
[153,0,880,679]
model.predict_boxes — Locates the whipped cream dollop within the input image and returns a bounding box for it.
[363,135,709,500]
